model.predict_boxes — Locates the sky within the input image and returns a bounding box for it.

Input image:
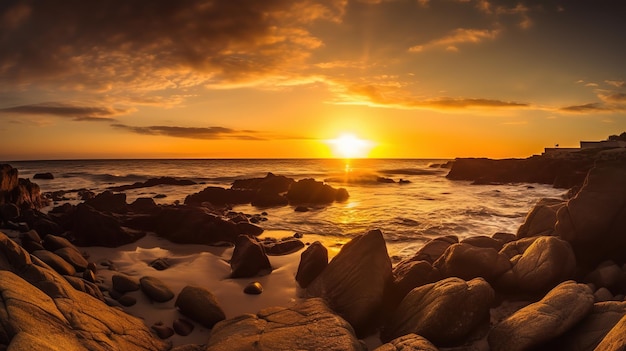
[1,0,625,160]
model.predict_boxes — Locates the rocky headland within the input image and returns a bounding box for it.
[1,159,626,350]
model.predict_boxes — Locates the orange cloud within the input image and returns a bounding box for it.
[409,28,500,53]
[0,102,130,121]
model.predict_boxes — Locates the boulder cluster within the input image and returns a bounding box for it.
[2,162,626,350]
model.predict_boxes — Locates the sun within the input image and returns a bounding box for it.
[327,133,374,159]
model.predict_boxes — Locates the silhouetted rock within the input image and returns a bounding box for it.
[251,188,289,207]
[287,178,349,204]
[42,234,77,252]
[517,197,565,238]
[595,311,626,350]
[175,285,225,328]
[374,333,438,351]
[140,276,175,302]
[151,322,175,339]
[184,186,255,206]
[129,197,159,213]
[488,281,594,351]
[85,190,128,213]
[149,257,170,271]
[262,237,305,255]
[20,208,64,236]
[235,221,264,236]
[108,176,196,191]
[555,166,626,267]
[33,172,54,179]
[306,229,392,337]
[381,277,494,346]
[72,203,144,247]
[173,318,194,336]
[497,236,576,295]
[232,172,294,192]
[112,273,140,293]
[296,241,328,288]
[0,231,168,350]
[205,298,363,351]
[0,203,19,222]
[150,206,239,245]
[446,156,595,189]
[230,235,272,278]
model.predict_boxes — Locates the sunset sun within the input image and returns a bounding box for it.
[327,133,374,159]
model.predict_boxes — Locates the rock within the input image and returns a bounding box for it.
[151,322,175,339]
[230,235,272,278]
[381,277,494,346]
[109,177,196,191]
[433,243,511,282]
[488,280,594,351]
[42,234,78,252]
[497,236,576,295]
[33,172,54,179]
[63,275,104,300]
[595,287,615,302]
[235,221,264,236]
[251,188,289,207]
[118,295,137,306]
[112,273,140,293]
[555,166,626,266]
[306,229,392,337]
[0,203,19,222]
[82,269,96,283]
[498,236,539,259]
[585,260,624,289]
[54,247,89,271]
[0,231,168,350]
[296,241,328,288]
[373,333,438,351]
[492,232,517,244]
[595,312,626,351]
[85,190,128,213]
[262,237,305,255]
[408,235,459,264]
[72,203,145,247]
[390,260,441,306]
[173,318,195,336]
[286,178,349,204]
[129,197,159,213]
[184,186,255,206]
[205,298,363,351]
[32,250,76,276]
[175,285,226,328]
[460,235,504,250]
[232,172,295,193]
[149,258,171,271]
[524,301,626,350]
[517,197,565,238]
[243,281,263,295]
[148,206,239,245]
[0,164,19,193]
[294,205,309,212]
[20,209,63,236]
[139,276,175,302]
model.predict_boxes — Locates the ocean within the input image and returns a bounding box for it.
[9,158,566,260]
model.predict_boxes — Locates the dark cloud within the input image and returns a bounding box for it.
[0,102,128,121]
[0,0,344,91]
[111,123,264,140]
[559,103,608,113]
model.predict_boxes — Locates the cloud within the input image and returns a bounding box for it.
[559,103,608,113]
[408,28,500,53]
[0,0,346,93]
[605,80,625,88]
[0,102,130,121]
[111,124,265,140]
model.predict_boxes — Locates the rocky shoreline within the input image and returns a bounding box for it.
[2,158,626,350]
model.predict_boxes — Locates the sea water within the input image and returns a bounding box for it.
[9,158,566,259]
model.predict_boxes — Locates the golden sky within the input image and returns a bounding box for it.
[1,0,625,160]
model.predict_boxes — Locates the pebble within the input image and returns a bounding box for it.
[118,295,137,307]
[140,276,175,302]
[151,322,174,339]
[173,318,195,336]
[244,281,263,295]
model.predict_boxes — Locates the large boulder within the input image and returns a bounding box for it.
[306,229,392,337]
[381,277,494,346]
[108,176,196,191]
[390,259,441,306]
[497,236,576,295]
[546,301,626,351]
[184,186,255,206]
[595,312,626,351]
[175,285,226,328]
[488,280,594,351]
[139,276,175,302]
[0,231,168,350]
[286,178,349,204]
[230,235,272,278]
[32,250,76,276]
[517,197,566,238]
[231,172,294,193]
[85,190,128,213]
[405,235,458,264]
[555,166,626,266]
[205,298,364,351]
[433,243,511,282]
[150,206,239,245]
[295,241,328,288]
[72,203,144,247]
